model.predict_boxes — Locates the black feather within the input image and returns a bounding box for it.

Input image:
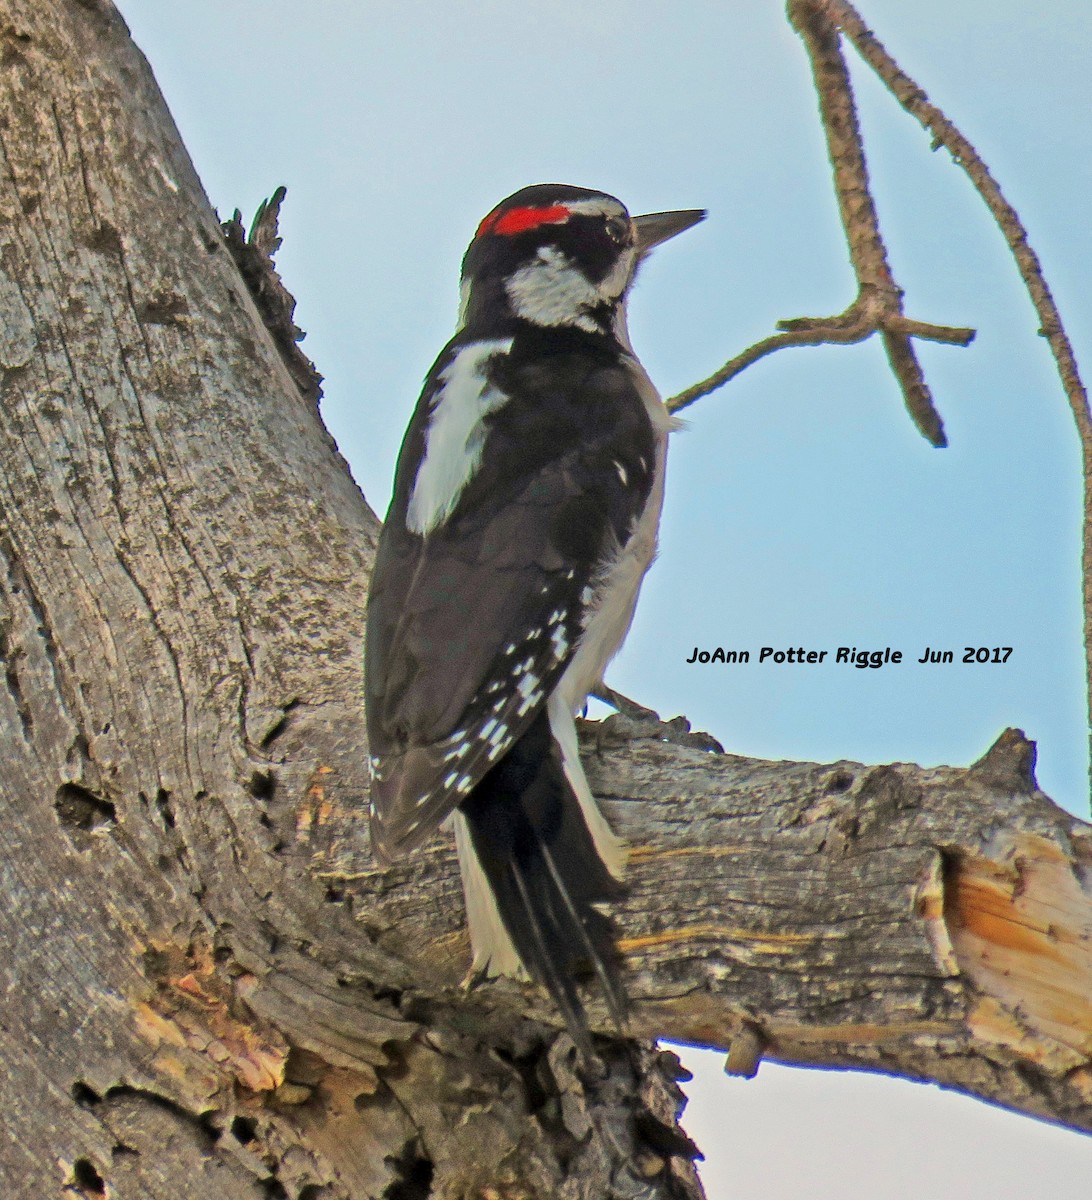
[365,329,656,862]
[459,710,627,1053]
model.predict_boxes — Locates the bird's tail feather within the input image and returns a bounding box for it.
[458,709,627,1052]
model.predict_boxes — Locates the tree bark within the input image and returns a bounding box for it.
[0,2,1088,1198]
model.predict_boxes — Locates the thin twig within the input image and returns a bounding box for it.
[669,297,971,417]
[820,0,1092,799]
[668,309,872,417]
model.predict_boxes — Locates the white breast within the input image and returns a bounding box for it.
[556,352,679,713]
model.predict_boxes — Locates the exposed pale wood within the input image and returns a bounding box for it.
[947,833,1092,1079]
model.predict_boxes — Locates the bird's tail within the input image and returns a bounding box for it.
[455,708,627,1053]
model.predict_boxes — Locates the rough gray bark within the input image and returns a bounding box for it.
[0,2,1088,1198]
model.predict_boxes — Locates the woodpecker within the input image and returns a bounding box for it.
[365,184,703,1048]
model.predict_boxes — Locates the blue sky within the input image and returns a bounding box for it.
[117,2,1092,1194]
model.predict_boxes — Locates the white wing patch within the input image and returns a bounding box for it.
[406,338,514,535]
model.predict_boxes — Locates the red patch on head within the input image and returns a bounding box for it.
[476,204,571,240]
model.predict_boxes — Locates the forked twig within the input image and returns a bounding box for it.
[667,0,975,442]
[667,301,971,420]
[669,0,1092,797]
[820,0,1092,790]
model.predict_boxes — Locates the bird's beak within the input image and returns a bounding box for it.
[633,208,706,256]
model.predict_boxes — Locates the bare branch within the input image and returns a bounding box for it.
[667,304,875,417]
[668,297,972,417]
[356,722,1092,1133]
[880,327,943,447]
[669,1,974,444]
[818,0,1092,799]
[886,316,976,345]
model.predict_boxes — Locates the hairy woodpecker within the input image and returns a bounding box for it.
[365,184,703,1047]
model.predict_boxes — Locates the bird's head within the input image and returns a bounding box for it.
[457,184,704,339]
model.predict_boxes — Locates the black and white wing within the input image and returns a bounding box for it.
[364,332,656,862]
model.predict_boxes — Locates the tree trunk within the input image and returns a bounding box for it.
[0,2,1087,1197]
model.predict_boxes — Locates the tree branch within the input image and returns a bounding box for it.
[337,721,1092,1133]
[817,0,1092,801]
[667,296,973,419]
[669,0,976,442]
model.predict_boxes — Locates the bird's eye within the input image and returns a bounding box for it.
[606,216,630,245]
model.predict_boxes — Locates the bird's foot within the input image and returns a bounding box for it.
[585,708,726,754]
[589,680,661,721]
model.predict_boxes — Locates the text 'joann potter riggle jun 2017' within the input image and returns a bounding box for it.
[684,646,1014,669]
